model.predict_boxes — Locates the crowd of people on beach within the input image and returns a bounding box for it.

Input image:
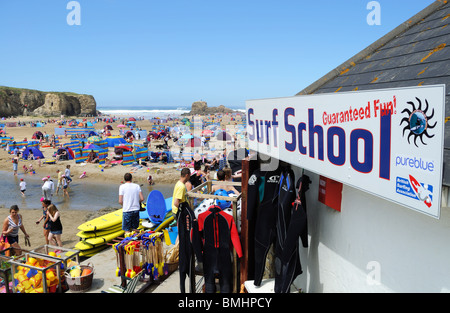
[1,112,247,259]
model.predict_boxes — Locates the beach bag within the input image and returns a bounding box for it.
[0,236,11,256]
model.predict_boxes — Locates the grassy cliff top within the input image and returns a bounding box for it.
[0,86,91,96]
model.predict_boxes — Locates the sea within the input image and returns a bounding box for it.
[97,105,246,119]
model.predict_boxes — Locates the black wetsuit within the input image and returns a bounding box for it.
[276,174,311,293]
[176,201,197,293]
[197,205,243,293]
[247,165,282,287]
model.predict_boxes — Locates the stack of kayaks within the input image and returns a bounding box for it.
[74,190,176,257]
[75,208,124,257]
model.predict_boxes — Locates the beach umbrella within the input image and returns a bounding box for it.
[216,131,232,141]
[117,124,126,128]
[128,117,136,121]
[104,125,113,130]
[201,129,213,136]
[84,143,102,150]
[87,136,102,142]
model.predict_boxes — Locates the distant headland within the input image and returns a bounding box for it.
[0,86,97,118]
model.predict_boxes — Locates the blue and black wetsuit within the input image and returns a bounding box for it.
[275,173,311,293]
[273,167,296,291]
[247,165,282,287]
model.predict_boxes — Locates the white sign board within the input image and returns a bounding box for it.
[246,85,446,218]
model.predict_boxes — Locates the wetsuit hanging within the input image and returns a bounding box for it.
[197,205,243,293]
[273,166,296,291]
[247,164,281,287]
[276,174,311,293]
[177,201,197,293]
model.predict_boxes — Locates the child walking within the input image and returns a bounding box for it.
[19,178,26,196]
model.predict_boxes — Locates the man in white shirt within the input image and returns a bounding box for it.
[119,173,144,232]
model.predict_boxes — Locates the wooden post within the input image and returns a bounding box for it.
[240,159,249,286]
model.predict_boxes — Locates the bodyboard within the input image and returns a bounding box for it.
[146,190,167,224]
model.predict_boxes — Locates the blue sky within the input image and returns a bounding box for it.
[0,1,436,109]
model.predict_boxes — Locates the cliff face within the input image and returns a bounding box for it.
[0,87,97,117]
[188,101,235,115]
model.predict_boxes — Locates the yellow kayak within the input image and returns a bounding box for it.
[78,209,123,232]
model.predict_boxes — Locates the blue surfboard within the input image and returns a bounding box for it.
[146,190,167,224]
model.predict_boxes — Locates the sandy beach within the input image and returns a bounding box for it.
[0,112,246,252]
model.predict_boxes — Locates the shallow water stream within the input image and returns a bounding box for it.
[0,170,174,211]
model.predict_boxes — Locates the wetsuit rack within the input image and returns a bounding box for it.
[187,180,242,293]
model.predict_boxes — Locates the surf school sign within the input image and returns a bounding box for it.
[246,85,446,218]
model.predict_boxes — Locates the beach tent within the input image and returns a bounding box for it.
[22,147,45,160]
[125,131,135,138]
[32,131,44,139]
[56,147,74,160]
[216,131,232,141]
[106,135,126,147]
[185,137,201,147]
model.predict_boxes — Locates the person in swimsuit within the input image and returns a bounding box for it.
[2,205,29,255]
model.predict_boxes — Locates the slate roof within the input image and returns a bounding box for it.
[296,0,450,186]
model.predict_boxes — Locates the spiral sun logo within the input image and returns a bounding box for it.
[399,97,436,147]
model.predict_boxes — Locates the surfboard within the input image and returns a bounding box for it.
[78,209,123,232]
[146,190,167,224]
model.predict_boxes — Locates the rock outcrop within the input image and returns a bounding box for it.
[0,86,97,117]
[188,101,235,115]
